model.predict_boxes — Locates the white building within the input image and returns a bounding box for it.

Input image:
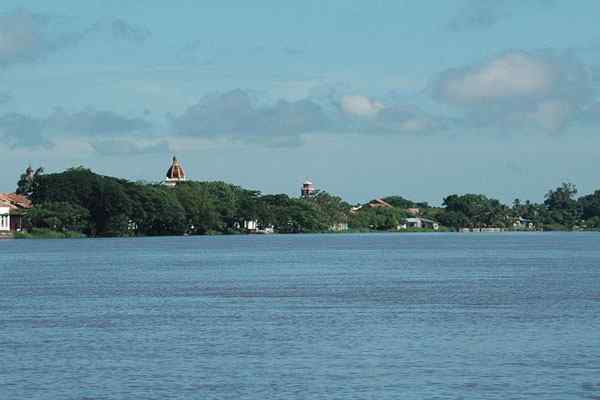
[399,217,439,231]
[513,217,535,231]
[243,220,258,231]
[329,222,349,232]
[0,204,10,232]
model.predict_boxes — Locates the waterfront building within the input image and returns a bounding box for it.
[237,219,274,234]
[513,217,535,231]
[165,156,186,187]
[0,193,32,234]
[244,220,258,231]
[301,180,316,199]
[329,222,349,232]
[399,217,439,231]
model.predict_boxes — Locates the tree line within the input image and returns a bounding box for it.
[16,167,600,236]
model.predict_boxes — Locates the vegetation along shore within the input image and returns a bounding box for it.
[1,162,598,239]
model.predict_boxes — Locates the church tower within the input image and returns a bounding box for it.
[165,156,186,187]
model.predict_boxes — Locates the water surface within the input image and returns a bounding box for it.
[1,233,599,399]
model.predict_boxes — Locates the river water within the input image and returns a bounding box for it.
[1,233,599,399]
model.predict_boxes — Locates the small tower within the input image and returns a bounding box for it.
[301,180,316,199]
[25,165,35,183]
[165,156,186,187]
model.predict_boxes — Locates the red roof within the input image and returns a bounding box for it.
[0,193,32,214]
[166,157,186,180]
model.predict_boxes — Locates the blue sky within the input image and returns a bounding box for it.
[1,0,600,204]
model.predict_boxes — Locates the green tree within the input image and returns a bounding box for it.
[578,190,600,220]
[543,183,580,229]
[441,194,511,229]
[24,202,90,233]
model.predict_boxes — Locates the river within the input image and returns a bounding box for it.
[1,233,599,399]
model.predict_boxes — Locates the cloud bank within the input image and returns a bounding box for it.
[0,108,153,150]
[432,50,593,132]
[46,108,152,136]
[170,89,330,144]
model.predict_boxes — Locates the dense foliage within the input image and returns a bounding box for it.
[436,183,600,231]
[25,168,351,236]
[349,207,408,231]
[19,166,600,236]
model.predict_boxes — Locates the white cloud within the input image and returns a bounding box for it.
[338,95,449,135]
[433,50,593,133]
[434,52,558,105]
[341,95,384,117]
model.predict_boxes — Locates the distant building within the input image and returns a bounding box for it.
[399,217,439,231]
[165,156,186,186]
[239,220,274,234]
[301,180,316,199]
[244,220,258,231]
[0,193,32,234]
[513,217,535,231]
[329,222,349,232]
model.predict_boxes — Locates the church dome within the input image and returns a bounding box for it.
[166,156,186,180]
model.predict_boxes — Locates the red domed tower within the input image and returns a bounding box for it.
[165,156,186,186]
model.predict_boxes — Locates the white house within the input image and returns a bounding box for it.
[399,217,439,231]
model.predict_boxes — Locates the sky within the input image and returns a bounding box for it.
[1,0,600,205]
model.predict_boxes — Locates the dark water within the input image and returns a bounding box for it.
[1,233,599,399]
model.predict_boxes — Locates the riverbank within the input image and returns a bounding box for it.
[10,227,598,239]
[14,228,86,239]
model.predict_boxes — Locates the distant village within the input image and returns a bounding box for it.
[2,155,597,238]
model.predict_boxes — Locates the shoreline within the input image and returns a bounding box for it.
[8,229,597,240]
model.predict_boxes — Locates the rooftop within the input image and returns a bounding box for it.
[0,193,32,214]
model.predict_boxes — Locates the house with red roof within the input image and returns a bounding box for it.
[0,193,32,235]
